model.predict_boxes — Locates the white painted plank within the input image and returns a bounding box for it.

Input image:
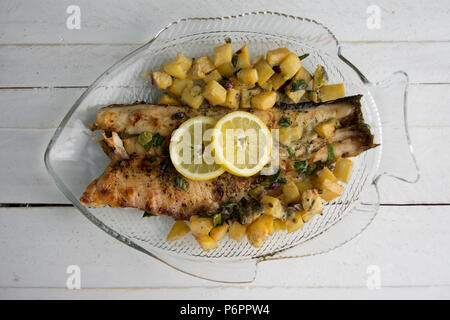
[0,206,449,299]
[0,43,448,88]
[1,0,449,44]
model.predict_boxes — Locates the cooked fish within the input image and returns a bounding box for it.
[81,95,377,222]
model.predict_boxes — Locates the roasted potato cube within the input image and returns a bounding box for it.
[306,90,320,103]
[204,69,222,83]
[319,178,344,202]
[236,45,251,69]
[282,181,301,204]
[181,85,204,109]
[279,126,302,145]
[260,195,285,219]
[271,73,286,90]
[237,68,258,86]
[152,71,173,89]
[258,214,274,236]
[175,52,193,70]
[189,215,214,235]
[166,220,190,241]
[216,62,236,78]
[301,210,317,223]
[214,43,233,66]
[333,158,354,183]
[259,78,273,91]
[158,93,181,106]
[224,88,240,109]
[188,64,206,79]
[246,215,272,248]
[316,167,337,186]
[170,78,193,97]
[296,178,314,194]
[240,88,262,108]
[202,80,227,106]
[163,61,188,79]
[255,59,275,86]
[301,189,323,216]
[251,91,277,110]
[285,87,306,104]
[229,221,247,241]
[193,233,218,251]
[280,53,302,80]
[210,223,229,242]
[193,56,215,74]
[320,83,345,102]
[266,47,290,65]
[286,211,304,233]
[273,218,287,232]
[312,65,328,91]
[315,120,336,139]
[295,67,312,84]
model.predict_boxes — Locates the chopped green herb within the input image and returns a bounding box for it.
[175,176,189,191]
[294,161,308,174]
[151,133,164,147]
[278,116,291,127]
[261,169,287,186]
[280,143,295,159]
[221,201,237,211]
[213,214,223,227]
[327,144,335,163]
[291,79,308,92]
[148,156,157,163]
[318,189,323,194]
[138,131,153,146]
[231,55,238,67]
[298,53,310,60]
[277,177,287,184]
[142,211,156,218]
[309,199,316,210]
[248,186,264,200]
[306,163,317,175]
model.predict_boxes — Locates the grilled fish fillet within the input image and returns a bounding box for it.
[81,95,378,220]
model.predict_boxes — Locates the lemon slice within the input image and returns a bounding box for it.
[212,111,272,177]
[170,116,225,181]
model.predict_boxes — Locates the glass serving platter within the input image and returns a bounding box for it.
[45,11,420,283]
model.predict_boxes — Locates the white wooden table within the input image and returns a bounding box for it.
[1,0,449,299]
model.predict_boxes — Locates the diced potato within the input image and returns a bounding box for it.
[279,53,302,80]
[306,90,320,103]
[312,65,328,91]
[295,67,312,84]
[301,189,323,216]
[189,215,214,235]
[301,210,317,223]
[240,88,262,108]
[333,158,354,183]
[315,120,336,139]
[193,56,215,74]
[193,233,218,251]
[320,83,345,102]
[217,62,236,78]
[319,178,344,202]
[285,86,306,103]
[224,88,240,109]
[246,215,272,248]
[271,73,286,90]
[204,69,222,83]
[296,178,314,194]
[237,68,258,86]
[210,223,229,242]
[273,218,287,232]
[158,93,181,106]
[282,181,301,204]
[255,59,275,86]
[181,85,204,109]
[278,126,302,145]
[236,45,251,69]
[188,64,206,79]
[228,221,247,241]
[152,71,173,89]
[166,220,190,241]
[170,78,193,97]
[214,43,233,66]
[316,167,337,186]
[286,211,304,233]
[251,91,277,110]
[266,48,290,65]
[163,61,188,79]
[259,78,273,91]
[202,80,227,106]
[260,195,285,219]
[175,52,193,70]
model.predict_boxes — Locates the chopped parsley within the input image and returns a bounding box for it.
[142,211,156,218]
[280,143,295,159]
[213,213,223,227]
[175,176,189,191]
[327,144,335,163]
[298,53,310,60]
[278,116,291,127]
[231,55,238,67]
[291,79,308,92]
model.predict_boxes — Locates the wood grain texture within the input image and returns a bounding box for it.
[1,0,449,44]
[0,206,449,299]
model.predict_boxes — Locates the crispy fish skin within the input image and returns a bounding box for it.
[80,156,253,220]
